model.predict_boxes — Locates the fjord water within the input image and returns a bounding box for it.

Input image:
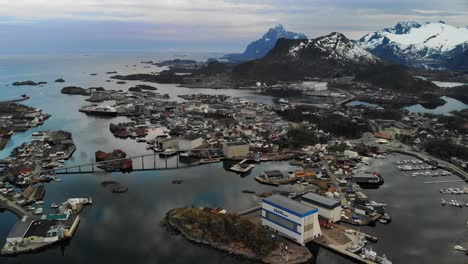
[1,53,467,264]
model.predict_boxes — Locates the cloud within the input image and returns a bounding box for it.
[0,0,467,52]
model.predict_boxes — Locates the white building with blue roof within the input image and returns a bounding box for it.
[261,195,322,245]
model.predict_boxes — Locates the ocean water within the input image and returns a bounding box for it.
[0,53,467,263]
[405,96,468,116]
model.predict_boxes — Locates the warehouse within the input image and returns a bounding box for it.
[178,135,203,151]
[222,141,249,159]
[261,195,322,245]
[301,192,342,222]
[6,220,33,244]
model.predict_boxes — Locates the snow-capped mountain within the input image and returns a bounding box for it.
[358,21,468,70]
[287,32,378,65]
[234,32,380,80]
[222,24,307,62]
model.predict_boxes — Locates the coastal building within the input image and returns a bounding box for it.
[157,138,180,150]
[301,192,342,222]
[178,136,203,151]
[6,220,33,244]
[222,141,249,159]
[261,195,322,245]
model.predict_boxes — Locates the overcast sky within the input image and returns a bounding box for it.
[1,0,467,53]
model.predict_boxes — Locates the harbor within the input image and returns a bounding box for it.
[1,53,468,263]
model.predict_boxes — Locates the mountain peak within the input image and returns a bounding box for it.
[222,24,307,61]
[273,24,285,31]
[385,21,421,34]
[358,21,468,70]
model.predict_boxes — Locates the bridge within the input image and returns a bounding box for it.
[41,152,202,175]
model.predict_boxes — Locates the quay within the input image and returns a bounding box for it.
[311,224,378,264]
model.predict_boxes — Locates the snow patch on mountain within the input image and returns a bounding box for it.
[359,21,468,69]
[289,33,378,65]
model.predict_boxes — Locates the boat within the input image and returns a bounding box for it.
[230,159,255,173]
[159,148,178,158]
[351,172,384,189]
[346,240,365,253]
[199,158,221,164]
[454,245,466,251]
[360,247,378,261]
[51,202,60,208]
[79,105,118,116]
[34,207,43,215]
[441,199,446,206]
[377,254,393,264]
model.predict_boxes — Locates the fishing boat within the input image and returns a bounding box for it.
[441,199,446,206]
[51,202,60,209]
[159,148,177,158]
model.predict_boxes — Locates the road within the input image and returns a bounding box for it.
[0,194,29,218]
[321,158,348,205]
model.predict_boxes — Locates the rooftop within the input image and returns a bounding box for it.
[225,141,248,146]
[7,220,33,239]
[263,195,318,217]
[301,192,341,209]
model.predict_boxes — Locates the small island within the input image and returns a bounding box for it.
[12,81,47,86]
[163,208,312,263]
[61,86,91,95]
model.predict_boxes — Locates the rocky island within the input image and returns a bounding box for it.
[164,208,312,263]
[61,86,91,95]
[0,102,50,150]
[12,81,47,86]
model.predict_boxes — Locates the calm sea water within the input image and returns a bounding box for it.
[405,96,468,116]
[1,53,467,263]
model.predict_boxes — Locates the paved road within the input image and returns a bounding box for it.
[0,194,29,217]
[321,159,347,205]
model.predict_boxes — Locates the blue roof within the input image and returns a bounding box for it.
[263,195,318,217]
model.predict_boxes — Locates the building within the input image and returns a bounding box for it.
[301,192,342,222]
[222,141,249,159]
[6,220,33,243]
[157,137,180,150]
[262,195,322,245]
[178,136,203,151]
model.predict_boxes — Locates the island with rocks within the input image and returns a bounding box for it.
[12,81,47,86]
[0,102,50,150]
[163,208,312,263]
[61,86,91,95]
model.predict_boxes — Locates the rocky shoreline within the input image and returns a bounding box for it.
[163,208,312,264]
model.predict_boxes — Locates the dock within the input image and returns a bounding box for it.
[311,224,380,264]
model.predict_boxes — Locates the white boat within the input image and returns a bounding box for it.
[34,208,43,215]
[454,245,466,251]
[360,248,378,261]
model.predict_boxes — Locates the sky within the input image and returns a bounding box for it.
[0,0,467,54]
